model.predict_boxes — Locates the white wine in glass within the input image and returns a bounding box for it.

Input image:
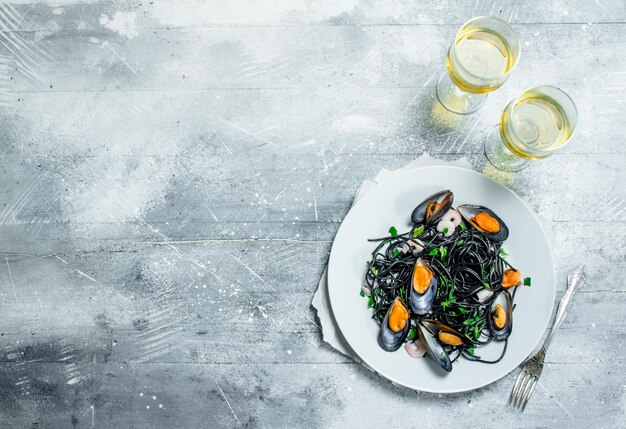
[437,17,521,115]
[484,85,578,172]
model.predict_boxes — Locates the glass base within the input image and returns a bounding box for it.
[484,125,530,172]
[436,72,487,115]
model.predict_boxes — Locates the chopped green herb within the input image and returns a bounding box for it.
[460,223,467,231]
[392,248,400,257]
[459,307,469,315]
[484,282,491,289]
[370,266,378,276]
[376,288,382,295]
[359,290,365,297]
[467,348,475,355]
[367,296,375,308]
[473,325,480,339]
[428,248,439,256]
[412,225,425,238]
[408,328,417,341]
[440,351,445,358]
[389,226,398,238]
[524,277,532,287]
[456,239,465,245]
[439,246,447,262]
[499,247,509,257]
[443,227,449,234]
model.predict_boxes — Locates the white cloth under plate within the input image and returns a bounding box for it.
[311,154,554,365]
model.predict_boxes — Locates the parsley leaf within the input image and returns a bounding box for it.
[412,225,425,238]
[392,248,400,257]
[370,266,378,276]
[367,296,375,308]
[467,348,475,355]
[460,223,467,231]
[443,227,449,234]
[389,226,398,238]
[459,307,469,315]
[499,247,509,257]
[484,282,491,289]
[524,277,532,287]
[457,239,465,245]
[359,290,365,297]
[408,328,417,341]
[428,248,439,256]
[439,246,447,262]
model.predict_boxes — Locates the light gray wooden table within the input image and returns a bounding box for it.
[0,1,624,427]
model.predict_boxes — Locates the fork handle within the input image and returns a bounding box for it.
[542,267,586,351]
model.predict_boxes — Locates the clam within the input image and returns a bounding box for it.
[409,259,437,315]
[418,320,471,373]
[457,204,509,242]
[378,297,410,352]
[411,190,454,225]
[488,291,513,340]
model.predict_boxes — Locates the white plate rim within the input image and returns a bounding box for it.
[327,165,556,393]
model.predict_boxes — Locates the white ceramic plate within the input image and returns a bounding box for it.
[328,166,555,393]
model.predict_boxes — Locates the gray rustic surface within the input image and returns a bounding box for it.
[0,0,624,427]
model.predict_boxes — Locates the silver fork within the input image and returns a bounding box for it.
[509,266,586,411]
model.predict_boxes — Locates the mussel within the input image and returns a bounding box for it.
[488,291,513,340]
[409,259,437,315]
[418,320,472,373]
[502,268,521,288]
[378,297,410,352]
[411,190,454,225]
[457,204,509,242]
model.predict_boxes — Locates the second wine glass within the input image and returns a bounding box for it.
[436,16,521,115]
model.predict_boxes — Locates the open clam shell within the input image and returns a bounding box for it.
[411,190,454,225]
[409,259,437,315]
[457,204,509,242]
[377,297,410,352]
[488,291,513,340]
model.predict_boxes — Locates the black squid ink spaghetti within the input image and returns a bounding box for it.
[361,190,531,373]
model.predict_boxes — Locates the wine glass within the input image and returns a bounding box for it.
[436,16,521,115]
[484,85,578,172]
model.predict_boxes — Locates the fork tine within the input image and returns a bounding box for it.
[520,377,538,411]
[516,375,535,410]
[514,373,533,409]
[509,370,526,405]
[509,370,528,406]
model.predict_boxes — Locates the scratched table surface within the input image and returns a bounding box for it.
[0,0,624,427]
